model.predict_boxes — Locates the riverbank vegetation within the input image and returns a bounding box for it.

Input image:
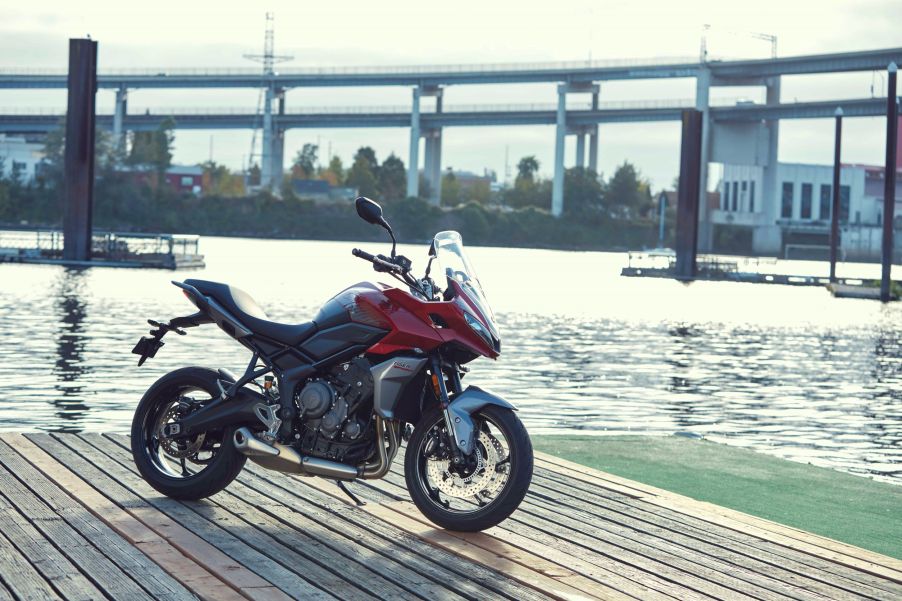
[532,435,902,559]
[0,124,673,251]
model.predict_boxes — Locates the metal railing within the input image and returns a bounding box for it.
[0,229,200,259]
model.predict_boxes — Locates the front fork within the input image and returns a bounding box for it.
[430,355,469,465]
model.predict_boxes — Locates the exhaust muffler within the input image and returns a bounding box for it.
[232,427,358,480]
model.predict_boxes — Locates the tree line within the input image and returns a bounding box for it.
[0,121,669,251]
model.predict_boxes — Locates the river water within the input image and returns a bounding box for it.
[0,236,900,483]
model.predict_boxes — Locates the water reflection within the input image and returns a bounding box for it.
[52,268,91,431]
[0,239,899,484]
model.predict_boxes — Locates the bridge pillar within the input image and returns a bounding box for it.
[575,133,586,168]
[552,84,567,216]
[112,85,127,155]
[695,67,712,252]
[423,129,443,205]
[407,86,421,198]
[261,85,274,189]
[553,82,599,216]
[272,90,285,190]
[63,38,98,262]
[588,88,599,173]
[422,88,443,204]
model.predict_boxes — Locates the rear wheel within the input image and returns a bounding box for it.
[131,367,246,500]
[405,404,532,531]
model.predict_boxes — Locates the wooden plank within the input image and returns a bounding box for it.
[362,500,605,601]
[372,467,793,601]
[0,473,107,601]
[28,433,294,601]
[104,434,554,601]
[0,458,155,601]
[534,452,902,582]
[524,477,876,601]
[235,470,552,601]
[6,433,244,601]
[0,524,63,601]
[65,433,331,601]
[102,434,516,601]
[276,476,676,601]
[290,474,631,600]
[536,453,902,582]
[529,467,902,600]
[80,434,367,601]
[0,436,197,601]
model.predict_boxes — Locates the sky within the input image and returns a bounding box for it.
[1,0,900,189]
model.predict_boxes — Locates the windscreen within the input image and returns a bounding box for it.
[432,231,499,339]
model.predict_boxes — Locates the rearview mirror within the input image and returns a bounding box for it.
[355,197,385,227]
[355,196,397,257]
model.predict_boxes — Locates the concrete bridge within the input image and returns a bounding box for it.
[2,47,900,249]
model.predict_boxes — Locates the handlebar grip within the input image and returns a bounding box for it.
[352,248,376,262]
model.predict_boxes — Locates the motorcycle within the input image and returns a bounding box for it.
[130,196,533,531]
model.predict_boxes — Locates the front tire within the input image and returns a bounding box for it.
[131,367,246,500]
[405,404,533,531]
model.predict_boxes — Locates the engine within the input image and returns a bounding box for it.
[294,358,375,463]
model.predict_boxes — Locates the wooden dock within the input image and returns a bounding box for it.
[0,433,899,601]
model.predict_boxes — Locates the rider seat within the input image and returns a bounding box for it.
[184,279,317,346]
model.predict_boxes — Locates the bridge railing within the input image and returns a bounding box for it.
[0,56,703,78]
[0,96,754,118]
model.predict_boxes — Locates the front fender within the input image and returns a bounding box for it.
[447,386,517,455]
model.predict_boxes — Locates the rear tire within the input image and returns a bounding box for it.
[131,367,246,500]
[405,404,532,531]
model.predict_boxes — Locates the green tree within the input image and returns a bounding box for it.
[320,155,345,186]
[291,143,318,179]
[201,161,245,197]
[516,156,539,182]
[441,169,461,207]
[127,117,175,187]
[354,146,379,175]
[505,156,549,210]
[345,154,379,198]
[378,153,406,200]
[563,167,604,220]
[604,161,650,219]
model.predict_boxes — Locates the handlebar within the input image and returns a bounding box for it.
[352,248,403,273]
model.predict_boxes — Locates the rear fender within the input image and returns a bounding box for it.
[447,386,517,455]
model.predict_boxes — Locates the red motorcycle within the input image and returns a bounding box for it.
[131,197,533,531]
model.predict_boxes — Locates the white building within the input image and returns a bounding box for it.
[0,135,45,182]
[715,161,902,260]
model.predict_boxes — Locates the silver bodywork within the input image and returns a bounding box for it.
[447,385,517,455]
[370,356,428,419]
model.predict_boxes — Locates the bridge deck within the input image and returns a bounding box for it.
[0,432,898,600]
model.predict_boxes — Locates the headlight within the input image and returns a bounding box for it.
[464,312,496,349]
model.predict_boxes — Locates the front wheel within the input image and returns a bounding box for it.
[405,404,533,531]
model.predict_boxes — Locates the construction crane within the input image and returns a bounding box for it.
[244,12,293,188]
[700,25,777,62]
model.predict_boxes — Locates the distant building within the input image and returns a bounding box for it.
[656,190,720,213]
[447,169,496,187]
[0,135,45,182]
[716,162,902,259]
[119,165,204,195]
[292,179,358,204]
